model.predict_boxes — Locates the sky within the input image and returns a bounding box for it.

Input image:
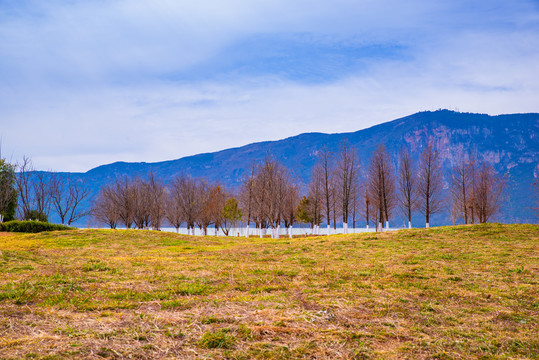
[1,0,538,172]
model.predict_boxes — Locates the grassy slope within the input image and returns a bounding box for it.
[0,224,537,359]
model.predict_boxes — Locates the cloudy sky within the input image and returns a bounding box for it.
[1,0,538,172]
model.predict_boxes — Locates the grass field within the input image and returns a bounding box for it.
[0,223,537,359]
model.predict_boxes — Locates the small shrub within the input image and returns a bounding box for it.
[0,220,73,233]
[198,328,235,349]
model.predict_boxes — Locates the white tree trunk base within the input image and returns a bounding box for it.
[426,222,430,228]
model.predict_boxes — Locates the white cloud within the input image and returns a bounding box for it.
[0,0,538,171]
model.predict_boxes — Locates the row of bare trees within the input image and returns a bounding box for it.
[240,158,299,238]
[92,174,243,235]
[449,155,505,224]
[301,141,505,232]
[13,157,89,225]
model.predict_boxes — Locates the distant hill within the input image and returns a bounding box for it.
[57,110,539,225]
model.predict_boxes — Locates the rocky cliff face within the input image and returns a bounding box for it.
[56,110,539,225]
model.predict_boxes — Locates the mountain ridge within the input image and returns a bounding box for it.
[50,110,539,225]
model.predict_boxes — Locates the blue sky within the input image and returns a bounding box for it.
[1,0,538,171]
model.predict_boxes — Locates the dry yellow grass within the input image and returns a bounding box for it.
[0,223,537,359]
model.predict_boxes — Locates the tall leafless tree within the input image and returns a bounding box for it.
[243,156,294,238]
[146,173,166,230]
[33,172,53,220]
[170,175,202,235]
[334,142,358,233]
[449,154,472,224]
[314,147,335,234]
[202,184,226,236]
[308,162,324,234]
[240,162,256,237]
[282,182,299,238]
[474,162,505,223]
[110,177,137,229]
[360,181,373,229]
[165,181,184,232]
[14,157,54,221]
[417,141,444,228]
[397,148,418,229]
[92,184,120,229]
[50,174,90,225]
[368,145,396,231]
[349,179,363,229]
[15,156,35,219]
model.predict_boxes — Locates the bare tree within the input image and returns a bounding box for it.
[32,172,53,220]
[14,157,55,221]
[92,184,120,229]
[308,162,324,234]
[334,141,358,233]
[210,185,227,236]
[15,156,34,219]
[360,183,373,229]
[147,174,166,230]
[417,141,444,228]
[110,177,137,229]
[474,163,505,223]
[449,154,472,224]
[397,148,418,229]
[282,182,299,238]
[50,174,90,225]
[315,148,335,234]
[165,182,184,232]
[368,145,396,231]
[170,175,202,235]
[249,156,288,238]
[350,179,363,230]
[197,183,225,236]
[240,162,256,237]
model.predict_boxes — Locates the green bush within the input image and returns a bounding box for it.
[0,220,73,233]
[198,328,235,349]
[23,210,48,222]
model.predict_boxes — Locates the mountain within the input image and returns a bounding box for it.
[58,110,539,225]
